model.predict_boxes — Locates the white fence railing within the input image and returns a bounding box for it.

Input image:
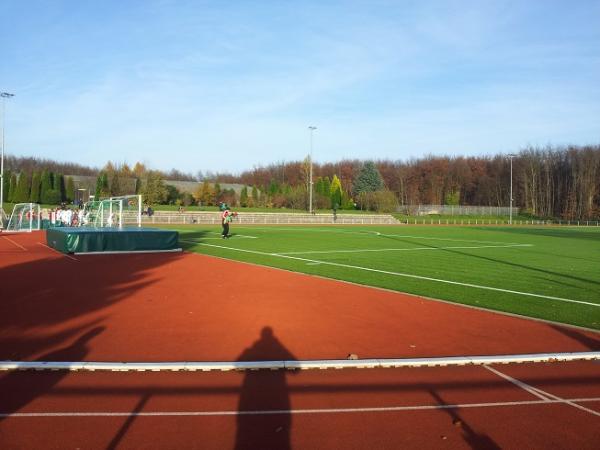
[143,211,399,225]
[398,205,518,216]
[399,218,600,226]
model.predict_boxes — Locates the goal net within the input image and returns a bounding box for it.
[6,203,41,232]
[110,195,142,227]
[81,195,142,228]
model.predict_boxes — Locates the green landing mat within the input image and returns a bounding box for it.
[46,227,180,254]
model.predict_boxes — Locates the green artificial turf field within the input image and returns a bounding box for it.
[174,225,600,330]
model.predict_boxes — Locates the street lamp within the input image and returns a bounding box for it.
[308,126,317,214]
[1,92,15,227]
[508,154,516,225]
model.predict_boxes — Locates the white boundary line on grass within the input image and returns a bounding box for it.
[278,243,532,255]
[194,242,600,308]
[3,397,600,418]
[246,227,529,246]
[202,234,258,240]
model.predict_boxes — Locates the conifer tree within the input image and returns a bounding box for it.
[322,176,331,197]
[14,172,31,203]
[95,172,110,198]
[251,186,259,204]
[7,172,17,203]
[66,177,75,202]
[30,171,41,203]
[95,173,103,199]
[314,177,324,196]
[353,161,384,195]
[55,174,66,201]
[240,186,249,207]
[4,170,13,202]
[330,175,343,209]
[40,170,52,203]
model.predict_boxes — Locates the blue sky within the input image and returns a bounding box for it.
[1,0,599,174]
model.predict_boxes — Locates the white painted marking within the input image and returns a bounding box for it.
[375,232,527,246]
[3,398,600,418]
[37,242,78,261]
[198,243,600,308]
[2,236,27,251]
[1,352,598,372]
[486,366,600,417]
[484,365,551,401]
[247,227,527,246]
[279,243,532,255]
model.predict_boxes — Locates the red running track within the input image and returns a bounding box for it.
[0,231,599,449]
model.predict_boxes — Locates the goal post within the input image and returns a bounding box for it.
[110,195,142,228]
[6,203,41,232]
[81,195,142,228]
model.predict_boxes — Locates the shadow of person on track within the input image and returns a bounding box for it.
[234,326,297,450]
[105,392,151,450]
[428,389,501,450]
[0,326,104,421]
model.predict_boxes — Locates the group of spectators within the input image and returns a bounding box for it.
[49,205,88,227]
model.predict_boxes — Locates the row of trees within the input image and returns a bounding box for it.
[4,145,599,218]
[5,156,197,183]
[214,145,599,218]
[2,170,74,205]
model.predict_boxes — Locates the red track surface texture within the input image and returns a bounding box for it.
[1,231,599,449]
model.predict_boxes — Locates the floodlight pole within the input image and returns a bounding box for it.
[1,92,15,224]
[308,126,317,214]
[508,154,515,225]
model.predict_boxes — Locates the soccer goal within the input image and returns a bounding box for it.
[82,195,142,228]
[6,203,41,232]
[110,195,142,227]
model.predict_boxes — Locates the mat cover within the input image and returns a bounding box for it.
[46,227,179,253]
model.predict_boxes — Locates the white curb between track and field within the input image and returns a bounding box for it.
[1,351,598,372]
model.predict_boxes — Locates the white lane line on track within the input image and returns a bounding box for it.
[483,365,551,401]
[197,243,599,308]
[485,366,600,417]
[2,236,27,251]
[278,244,532,255]
[4,397,600,418]
[36,242,78,261]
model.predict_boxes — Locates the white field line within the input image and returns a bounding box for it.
[197,243,600,308]
[246,227,527,246]
[202,236,258,240]
[278,243,532,255]
[2,235,27,251]
[485,365,600,417]
[3,397,600,418]
[374,231,528,246]
[36,242,78,261]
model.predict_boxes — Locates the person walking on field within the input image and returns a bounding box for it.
[220,203,237,239]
